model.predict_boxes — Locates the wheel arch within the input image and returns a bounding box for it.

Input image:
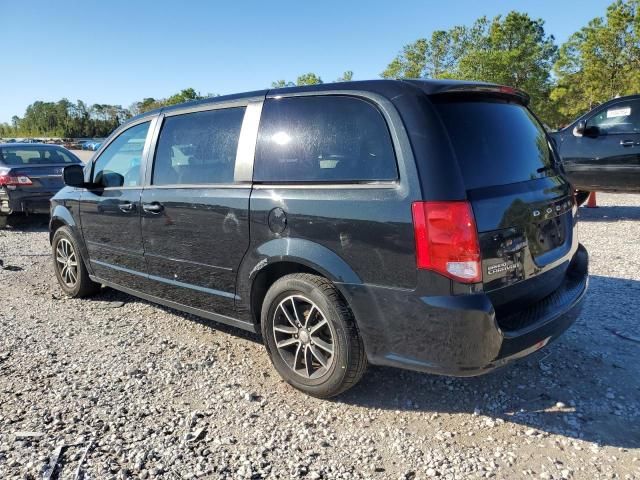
[237,238,363,328]
[49,205,93,274]
[49,205,77,244]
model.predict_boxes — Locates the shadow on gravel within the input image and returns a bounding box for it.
[1,213,50,232]
[336,275,640,449]
[90,287,262,344]
[578,205,640,222]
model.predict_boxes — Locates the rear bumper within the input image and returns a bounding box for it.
[0,188,56,215]
[341,243,588,376]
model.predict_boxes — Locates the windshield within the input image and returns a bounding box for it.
[433,98,555,190]
[0,147,79,166]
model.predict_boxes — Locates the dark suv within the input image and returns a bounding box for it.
[50,80,588,397]
[551,94,640,205]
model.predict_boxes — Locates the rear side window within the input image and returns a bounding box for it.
[153,107,245,185]
[254,96,398,183]
[0,147,78,166]
[433,99,554,190]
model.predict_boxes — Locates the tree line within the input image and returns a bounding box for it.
[380,0,639,127]
[0,88,212,138]
[2,0,637,138]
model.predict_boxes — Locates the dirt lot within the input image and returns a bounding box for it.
[0,193,639,480]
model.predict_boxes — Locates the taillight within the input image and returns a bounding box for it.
[411,201,482,283]
[0,174,32,186]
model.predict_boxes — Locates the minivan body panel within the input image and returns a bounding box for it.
[469,178,577,307]
[342,244,587,375]
[140,186,251,316]
[79,187,148,288]
[49,80,588,379]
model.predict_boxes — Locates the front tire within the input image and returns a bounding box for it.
[261,273,367,398]
[52,226,100,297]
[0,216,7,229]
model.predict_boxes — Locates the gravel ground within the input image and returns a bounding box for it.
[0,193,639,480]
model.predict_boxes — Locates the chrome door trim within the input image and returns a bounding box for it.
[234,100,263,183]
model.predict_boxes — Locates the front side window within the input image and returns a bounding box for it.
[254,96,398,183]
[93,121,150,187]
[0,147,78,165]
[586,99,640,135]
[152,107,245,185]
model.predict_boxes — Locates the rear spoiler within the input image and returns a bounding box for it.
[429,84,530,106]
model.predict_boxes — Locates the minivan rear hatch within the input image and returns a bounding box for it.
[430,91,576,315]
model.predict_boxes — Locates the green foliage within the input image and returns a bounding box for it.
[551,0,640,123]
[165,88,203,106]
[133,88,209,114]
[296,73,323,86]
[271,79,295,88]
[271,73,324,88]
[381,12,558,123]
[336,71,354,82]
[0,99,130,138]
[381,22,488,79]
[1,88,213,137]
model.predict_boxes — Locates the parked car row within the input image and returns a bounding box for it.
[0,144,83,227]
[81,140,102,151]
[0,138,105,150]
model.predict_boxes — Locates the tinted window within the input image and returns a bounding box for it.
[93,121,150,187]
[153,107,245,185]
[433,99,554,190]
[0,147,78,166]
[586,99,640,134]
[254,96,397,183]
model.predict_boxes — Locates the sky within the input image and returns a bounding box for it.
[0,0,609,123]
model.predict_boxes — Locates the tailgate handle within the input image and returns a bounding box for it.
[620,140,635,147]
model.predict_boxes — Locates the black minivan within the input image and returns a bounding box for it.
[50,80,588,397]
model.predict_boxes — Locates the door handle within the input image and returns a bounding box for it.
[620,140,635,147]
[118,202,135,213]
[142,202,164,214]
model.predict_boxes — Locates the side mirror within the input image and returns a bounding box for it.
[95,171,124,188]
[63,164,85,187]
[573,120,586,136]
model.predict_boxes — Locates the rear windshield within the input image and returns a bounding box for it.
[433,98,554,190]
[0,147,79,166]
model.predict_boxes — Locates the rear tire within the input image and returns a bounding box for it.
[0,216,7,228]
[261,273,367,398]
[52,226,100,298]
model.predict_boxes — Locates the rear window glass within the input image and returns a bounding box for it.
[0,147,78,166]
[433,99,554,190]
[254,96,398,183]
